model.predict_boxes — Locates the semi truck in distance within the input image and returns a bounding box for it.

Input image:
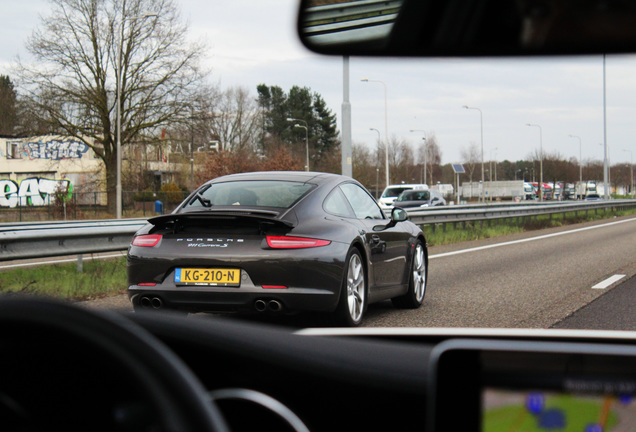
[575,181,605,199]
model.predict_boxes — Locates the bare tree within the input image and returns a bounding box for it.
[461,141,480,183]
[189,87,261,152]
[422,133,441,185]
[387,136,416,184]
[352,143,378,194]
[207,86,261,153]
[16,0,207,214]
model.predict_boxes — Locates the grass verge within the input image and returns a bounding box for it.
[0,257,127,301]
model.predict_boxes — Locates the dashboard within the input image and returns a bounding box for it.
[3,297,636,431]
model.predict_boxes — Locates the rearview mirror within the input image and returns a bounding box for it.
[298,0,636,56]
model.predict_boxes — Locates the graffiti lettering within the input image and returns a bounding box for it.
[0,178,72,208]
[24,138,89,160]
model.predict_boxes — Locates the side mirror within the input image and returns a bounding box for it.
[391,207,408,222]
[375,207,408,231]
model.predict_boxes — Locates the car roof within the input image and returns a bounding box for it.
[204,171,347,187]
[383,184,428,190]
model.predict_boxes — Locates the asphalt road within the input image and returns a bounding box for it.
[553,273,636,330]
[362,214,636,328]
[79,215,636,329]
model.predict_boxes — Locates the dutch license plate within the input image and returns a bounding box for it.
[175,268,241,287]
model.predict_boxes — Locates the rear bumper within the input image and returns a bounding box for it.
[127,241,349,314]
[128,285,339,313]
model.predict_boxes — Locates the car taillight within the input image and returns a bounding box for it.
[266,235,331,249]
[132,234,162,247]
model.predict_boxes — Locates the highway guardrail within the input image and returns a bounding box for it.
[1,200,636,262]
[0,218,147,262]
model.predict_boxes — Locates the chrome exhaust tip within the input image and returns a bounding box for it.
[151,297,163,309]
[267,300,282,313]
[255,299,267,312]
[140,296,152,308]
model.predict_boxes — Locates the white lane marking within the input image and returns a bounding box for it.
[592,274,626,289]
[429,217,636,259]
[0,253,125,269]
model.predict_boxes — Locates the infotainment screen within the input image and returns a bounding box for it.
[482,388,636,431]
[429,339,636,432]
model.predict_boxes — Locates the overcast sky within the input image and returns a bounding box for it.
[2,0,636,166]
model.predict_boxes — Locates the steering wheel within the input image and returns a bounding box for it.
[0,297,228,432]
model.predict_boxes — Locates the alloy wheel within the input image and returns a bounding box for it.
[346,253,365,322]
[412,243,426,302]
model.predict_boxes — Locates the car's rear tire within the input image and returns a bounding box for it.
[334,248,367,327]
[392,240,427,309]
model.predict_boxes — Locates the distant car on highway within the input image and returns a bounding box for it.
[585,193,603,201]
[378,183,428,210]
[394,189,446,209]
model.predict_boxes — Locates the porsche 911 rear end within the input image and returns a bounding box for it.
[127,175,349,314]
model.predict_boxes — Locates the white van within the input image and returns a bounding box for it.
[378,183,428,210]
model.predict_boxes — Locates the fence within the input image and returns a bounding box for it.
[0,190,191,222]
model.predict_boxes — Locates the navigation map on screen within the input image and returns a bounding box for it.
[482,388,636,431]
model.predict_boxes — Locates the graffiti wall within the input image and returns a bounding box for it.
[25,138,89,160]
[4,137,90,160]
[0,178,73,208]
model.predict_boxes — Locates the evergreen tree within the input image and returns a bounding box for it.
[256,84,339,170]
[0,75,17,135]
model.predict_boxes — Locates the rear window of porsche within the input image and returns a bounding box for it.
[186,180,315,209]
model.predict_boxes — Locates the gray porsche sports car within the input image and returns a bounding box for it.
[127,171,427,326]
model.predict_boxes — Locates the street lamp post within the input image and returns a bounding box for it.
[490,147,498,181]
[286,118,309,171]
[623,149,634,197]
[370,128,381,196]
[599,142,612,195]
[569,134,583,198]
[409,130,427,184]
[421,138,427,184]
[116,12,156,219]
[362,79,389,187]
[463,106,484,202]
[526,123,543,201]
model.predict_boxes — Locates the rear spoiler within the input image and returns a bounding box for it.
[148,209,297,229]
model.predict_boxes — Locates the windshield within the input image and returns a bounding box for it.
[382,187,413,198]
[2,0,636,335]
[397,190,430,202]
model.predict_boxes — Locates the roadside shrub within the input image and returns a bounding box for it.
[159,182,185,204]
[133,189,156,201]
